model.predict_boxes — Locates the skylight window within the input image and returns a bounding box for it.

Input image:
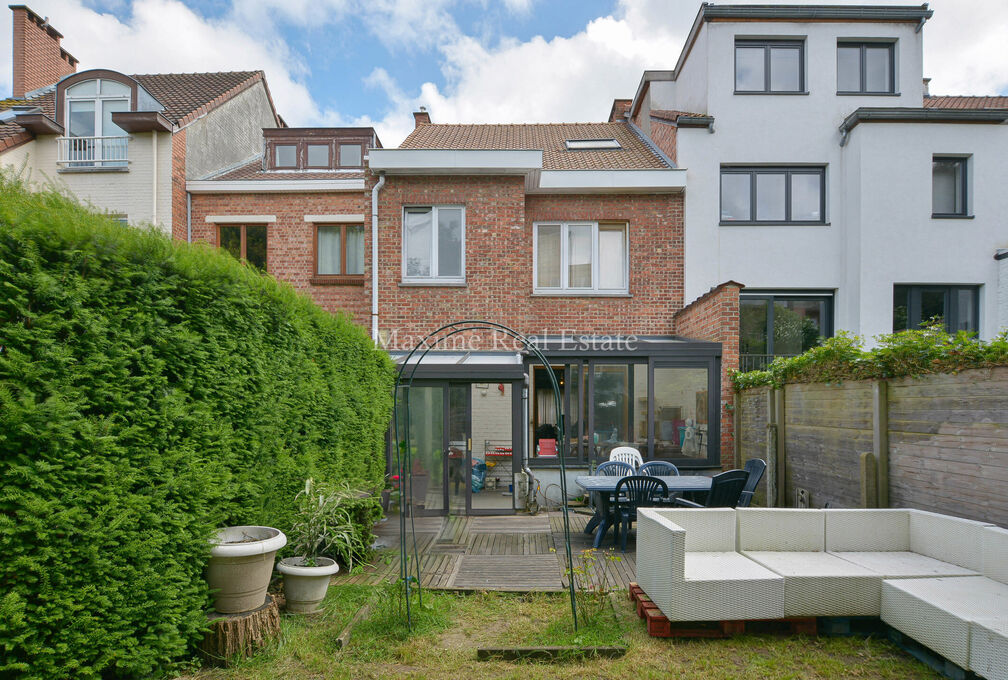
[565,139,621,150]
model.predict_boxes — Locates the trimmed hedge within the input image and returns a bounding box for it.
[0,177,394,678]
[731,326,1008,391]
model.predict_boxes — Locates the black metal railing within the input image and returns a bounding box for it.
[739,353,799,372]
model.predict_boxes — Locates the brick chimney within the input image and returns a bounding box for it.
[413,107,431,128]
[10,5,78,98]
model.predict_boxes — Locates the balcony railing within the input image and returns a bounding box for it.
[57,136,130,169]
[739,353,799,372]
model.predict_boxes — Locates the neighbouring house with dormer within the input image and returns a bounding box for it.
[617,3,1008,369]
[0,5,282,238]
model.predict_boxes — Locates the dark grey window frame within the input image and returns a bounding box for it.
[734,39,806,94]
[836,41,896,94]
[720,166,827,225]
[932,156,970,219]
[893,284,979,334]
[740,291,834,354]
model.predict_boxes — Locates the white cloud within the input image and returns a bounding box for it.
[2,0,1006,148]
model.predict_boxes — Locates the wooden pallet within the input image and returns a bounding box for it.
[628,583,817,639]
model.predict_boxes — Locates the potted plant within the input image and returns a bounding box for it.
[206,525,287,614]
[277,478,368,614]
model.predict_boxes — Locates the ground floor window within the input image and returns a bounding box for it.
[218,224,267,269]
[740,291,833,371]
[893,285,978,334]
[529,352,719,468]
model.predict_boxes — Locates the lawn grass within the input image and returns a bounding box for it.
[178,586,943,680]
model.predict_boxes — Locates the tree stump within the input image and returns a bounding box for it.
[198,594,282,665]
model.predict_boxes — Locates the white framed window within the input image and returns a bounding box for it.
[402,206,465,283]
[62,78,131,167]
[533,221,628,294]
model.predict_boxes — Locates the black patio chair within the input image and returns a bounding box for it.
[673,469,749,509]
[639,461,679,477]
[596,460,634,477]
[614,475,668,552]
[737,458,767,508]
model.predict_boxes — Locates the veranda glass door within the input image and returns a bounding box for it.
[396,384,447,516]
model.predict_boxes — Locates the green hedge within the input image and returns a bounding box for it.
[731,326,1008,391]
[0,177,395,678]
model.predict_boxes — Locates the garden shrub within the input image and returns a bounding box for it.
[732,325,1008,391]
[0,176,395,678]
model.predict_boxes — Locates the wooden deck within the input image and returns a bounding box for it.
[333,510,639,592]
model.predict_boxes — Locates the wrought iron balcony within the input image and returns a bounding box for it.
[57,136,130,169]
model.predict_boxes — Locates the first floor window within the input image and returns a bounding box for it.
[219,224,267,270]
[837,41,895,94]
[893,285,978,334]
[932,156,969,217]
[721,166,825,224]
[403,206,464,282]
[740,292,833,371]
[534,221,627,293]
[316,224,364,278]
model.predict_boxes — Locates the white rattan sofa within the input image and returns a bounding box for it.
[636,507,1007,680]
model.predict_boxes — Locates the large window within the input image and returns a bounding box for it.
[740,292,833,371]
[721,167,825,224]
[62,78,130,167]
[932,156,969,218]
[218,224,267,270]
[314,223,364,284]
[529,357,719,467]
[402,206,465,283]
[534,222,628,294]
[735,39,804,93]
[837,41,895,94]
[893,285,978,334]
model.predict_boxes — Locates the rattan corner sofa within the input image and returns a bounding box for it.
[636,508,1008,680]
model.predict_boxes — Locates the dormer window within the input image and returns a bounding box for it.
[735,39,805,94]
[263,131,375,170]
[837,41,895,94]
[274,144,297,167]
[565,139,621,150]
[63,78,131,167]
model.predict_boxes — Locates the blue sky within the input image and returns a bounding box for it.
[2,1,1007,145]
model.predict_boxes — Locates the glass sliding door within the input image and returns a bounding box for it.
[468,382,516,513]
[395,384,446,516]
[652,364,711,463]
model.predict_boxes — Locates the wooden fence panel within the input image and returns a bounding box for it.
[738,387,770,504]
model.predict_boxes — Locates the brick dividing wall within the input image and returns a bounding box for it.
[649,119,678,165]
[171,129,187,241]
[11,7,76,98]
[674,281,743,468]
[188,191,371,322]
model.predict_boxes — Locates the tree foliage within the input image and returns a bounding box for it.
[0,176,394,678]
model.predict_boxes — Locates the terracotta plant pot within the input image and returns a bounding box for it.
[276,556,341,614]
[206,526,287,614]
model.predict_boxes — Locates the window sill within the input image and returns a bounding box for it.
[931,214,974,220]
[836,91,900,96]
[720,221,829,227]
[733,90,809,96]
[58,166,129,174]
[531,291,632,298]
[310,275,365,286]
[399,280,467,287]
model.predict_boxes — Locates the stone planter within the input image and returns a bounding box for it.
[276,556,340,614]
[206,526,287,614]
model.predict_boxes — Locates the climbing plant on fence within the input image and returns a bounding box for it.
[0,175,394,679]
[731,325,1008,391]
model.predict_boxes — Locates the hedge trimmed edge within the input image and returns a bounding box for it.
[0,175,394,678]
[731,326,1008,391]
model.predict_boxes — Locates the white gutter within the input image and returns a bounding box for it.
[151,132,158,224]
[186,191,192,243]
[371,172,386,344]
[532,169,687,193]
[186,179,366,193]
[368,148,542,175]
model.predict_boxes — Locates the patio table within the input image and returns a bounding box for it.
[575,475,713,548]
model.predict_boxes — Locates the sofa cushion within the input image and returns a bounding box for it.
[983,526,1008,584]
[909,510,990,571]
[832,551,978,579]
[881,576,1008,669]
[970,617,1008,680]
[737,509,824,552]
[744,551,880,617]
[825,509,910,552]
[656,552,784,622]
[647,508,737,552]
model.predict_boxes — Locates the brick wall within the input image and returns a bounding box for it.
[171,129,187,241]
[375,174,684,347]
[674,281,743,467]
[188,191,371,322]
[11,6,76,98]
[649,118,677,164]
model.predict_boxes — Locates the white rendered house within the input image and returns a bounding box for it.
[621,4,1008,363]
